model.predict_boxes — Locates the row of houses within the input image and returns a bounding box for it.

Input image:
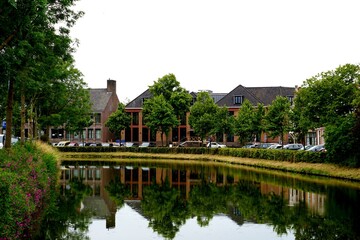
[46,79,324,146]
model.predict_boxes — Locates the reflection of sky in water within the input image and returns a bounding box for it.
[88,204,295,240]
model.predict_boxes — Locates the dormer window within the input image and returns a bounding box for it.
[234,95,244,105]
[287,95,294,105]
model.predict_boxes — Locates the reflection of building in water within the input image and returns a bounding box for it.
[59,165,326,228]
[260,183,326,215]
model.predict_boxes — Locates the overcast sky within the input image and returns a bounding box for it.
[70,0,360,103]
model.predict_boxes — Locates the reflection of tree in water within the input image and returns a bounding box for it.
[105,175,131,208]
[188,180,229,226]
[141,178,189,239]
[35,178,93,240]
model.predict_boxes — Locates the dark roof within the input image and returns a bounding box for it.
[89,88,113,112]
[216,85,295,108]
[125,89,152,108]
[125,85,295,109]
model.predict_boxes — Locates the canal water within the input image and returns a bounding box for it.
[39,159,360,240]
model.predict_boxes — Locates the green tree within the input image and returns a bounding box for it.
[149,73,192,118]
[143,95,179,146]
[105,103,131,140]
[295,64,360,165]
[213,106,235,142]
[188,91,219,142]
[0,0,83,148]
[144,74,192,145]
[264,96,291,146]
[235,99,256,145]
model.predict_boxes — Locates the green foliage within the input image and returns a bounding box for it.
[0,142,59,239]
[264,96,291,145]
[143,95,179,146]
[144,74,192,145]
[295,64,360,166]
[105,103,131,139]
[189,91,219,140]
[0,0,84,147]
[235,99,256,144]
[149,73,193,118]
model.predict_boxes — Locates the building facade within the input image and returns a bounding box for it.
[124,85,298,147]
[49,79,120,144]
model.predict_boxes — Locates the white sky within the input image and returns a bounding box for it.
[71,0,360,103]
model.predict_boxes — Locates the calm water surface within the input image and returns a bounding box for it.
[40,159,360,240]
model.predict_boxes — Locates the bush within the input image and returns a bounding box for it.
[0,142,59,239]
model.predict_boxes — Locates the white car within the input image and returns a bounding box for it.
[207,142,227,148]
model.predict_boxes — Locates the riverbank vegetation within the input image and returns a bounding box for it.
[0,142,59,239]
[59,147,360,181]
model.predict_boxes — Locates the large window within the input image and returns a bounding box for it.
[132,112,139,125]
[88,129,94,139]
[95,129,101,139]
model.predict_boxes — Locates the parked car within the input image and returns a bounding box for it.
[207,142,227,148]
[125,142,139,147]
[258,143,276,149]
[101,143,114,147]
[306,144,325,152]
[139,142,156,147]
[268,144,282,149]
[178,141,203,147]
[57,141,70,147]
[67,142,79,147]
[283,143,304,150]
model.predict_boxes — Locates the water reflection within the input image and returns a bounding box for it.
[45,160,360,239]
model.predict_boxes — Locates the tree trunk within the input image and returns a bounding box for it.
[5,78,14,149]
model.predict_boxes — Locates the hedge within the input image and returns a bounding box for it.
[58,146,326,163]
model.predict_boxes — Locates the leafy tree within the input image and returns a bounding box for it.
[188,91,219,142]
[0,0,83,148]
[213,106,235,142]
[235,99,256,145]
[143,95,179,146]
[149,73,192,118]
[253,103,265,141]
[105,103,131,140]
[295,64,360,165]
[264,96,291,146]
[144,74,192,145]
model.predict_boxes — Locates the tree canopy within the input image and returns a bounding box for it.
[0,0,86,148]
[105,103,131,140]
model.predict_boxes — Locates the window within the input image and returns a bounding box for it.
[287,96,294,105]
[132,112,139,125]
[94,113,101,124]
[95,129,101,139]
[234,96,244,105]
[88,129,94,139]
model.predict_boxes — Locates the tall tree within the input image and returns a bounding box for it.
[105,103,131,140]
[143,95,179,146]
[144,73,192,145]
[213,106,235,142]
[188,91,219,142]
[0,0,83,148]
[295,64,360,165]
[149,73,192,118]
[235,99,256,145]
[264,96,291,146]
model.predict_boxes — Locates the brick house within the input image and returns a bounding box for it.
[48,79,120,143]
[124,85,298,146]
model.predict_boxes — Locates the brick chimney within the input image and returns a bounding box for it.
[107,79,116,93]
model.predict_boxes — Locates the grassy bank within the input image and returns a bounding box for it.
[0,142,60,239]
[60,151,360,182]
